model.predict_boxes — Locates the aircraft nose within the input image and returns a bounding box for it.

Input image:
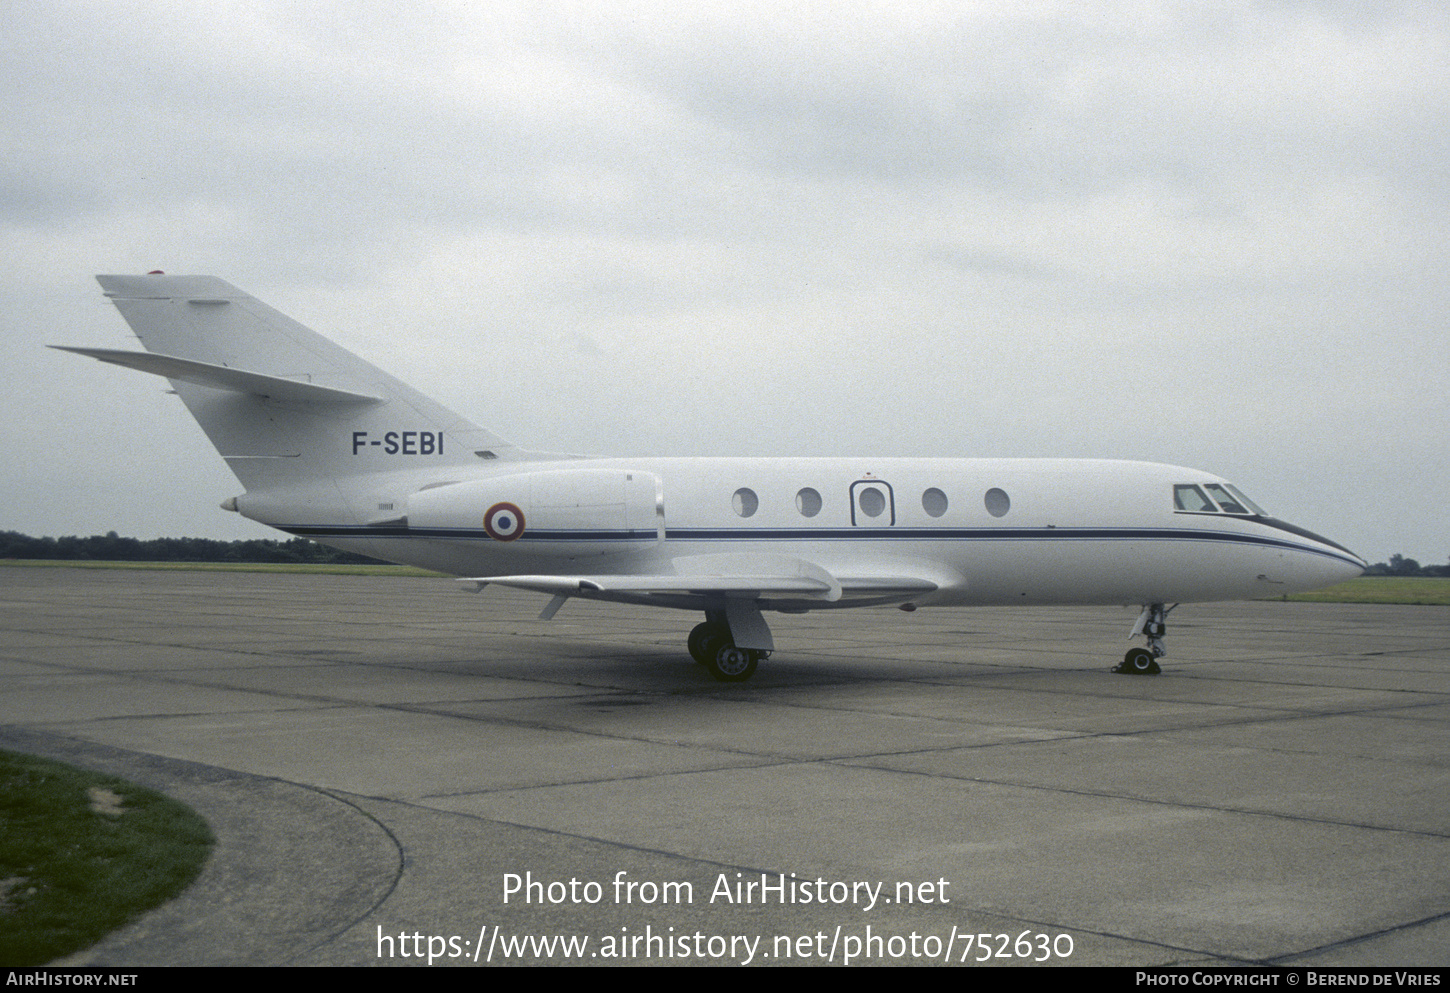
[1306,547,1364,590]
[1259,517,1365,590]
[1334,547,1368,581]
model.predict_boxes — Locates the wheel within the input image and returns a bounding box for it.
[688,622,729,665]
[1116,647,1160,675]
[704,637,759,682]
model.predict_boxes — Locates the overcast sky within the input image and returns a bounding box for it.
[3,0,1447,565]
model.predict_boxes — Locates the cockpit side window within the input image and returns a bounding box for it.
[1173,484,1216,512]
[1175,482,1269,516]
[1204,484,1247,514]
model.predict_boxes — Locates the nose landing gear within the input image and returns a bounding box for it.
[1114,603,1175,675]
[1118,646,1160,675]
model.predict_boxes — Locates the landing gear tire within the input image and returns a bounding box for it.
[688,622,726,665]
[1115,647,1161,676]
[703,636,760,682]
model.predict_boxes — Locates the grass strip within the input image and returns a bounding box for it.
[1281,576,1450,606]
[0,751,214,966]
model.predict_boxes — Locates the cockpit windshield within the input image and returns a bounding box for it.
[1174,483,1267,516]
[1174,484,1215,512]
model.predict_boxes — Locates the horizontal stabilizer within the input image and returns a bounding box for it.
[51,346,384,404]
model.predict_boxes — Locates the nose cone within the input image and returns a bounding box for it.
[1257,517,1366,592]
[1322,545,1368,585]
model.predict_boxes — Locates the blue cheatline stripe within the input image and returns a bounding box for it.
[274,523,1363,568]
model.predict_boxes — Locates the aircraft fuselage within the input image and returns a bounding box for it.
[244,455,1364,610]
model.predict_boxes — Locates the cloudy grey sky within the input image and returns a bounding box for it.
[3,0,1446,565]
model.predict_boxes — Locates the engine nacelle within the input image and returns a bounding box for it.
[407,468,663,556]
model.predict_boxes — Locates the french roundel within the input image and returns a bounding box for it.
[483,502,525,541]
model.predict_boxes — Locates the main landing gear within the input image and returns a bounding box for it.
[688,620,768,681]
[688,608,771,682]
[1114,602,1176,676]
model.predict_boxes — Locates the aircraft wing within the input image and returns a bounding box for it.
[458,553,941,604]
[461,573,841,597]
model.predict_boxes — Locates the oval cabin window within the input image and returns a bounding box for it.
[857,486,886,518]
[922,488,948,518]
[984,487,1010,518]
[796,487,822,517]
[732,487,759,518]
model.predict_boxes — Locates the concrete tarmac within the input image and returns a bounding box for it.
[1,566,1446,967]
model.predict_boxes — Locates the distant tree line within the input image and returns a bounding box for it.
[0,530,387,565]
[1363,554,1450,578]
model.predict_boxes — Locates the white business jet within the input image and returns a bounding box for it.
[57,274,1365,681]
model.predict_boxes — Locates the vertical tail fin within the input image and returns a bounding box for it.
[63,274,523,494]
